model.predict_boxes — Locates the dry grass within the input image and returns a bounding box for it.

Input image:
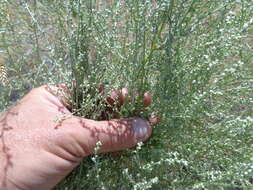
[0,58,8,86]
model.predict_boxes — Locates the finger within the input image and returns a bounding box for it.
[111,90,120,103]
[61,117,152,156]
[106,90,118,106]
[45,85,72,109]
[143,92,152,107]
[95,118,152,153]
[58,84,73,97]
[121,88,128,99]
[107,88,130,105]
[118,88,129,105]
[98,84,105,93]
[106,90,124,106]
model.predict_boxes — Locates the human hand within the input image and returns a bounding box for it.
[0,85,158,190]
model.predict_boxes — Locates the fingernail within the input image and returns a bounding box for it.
[132,119,150,139]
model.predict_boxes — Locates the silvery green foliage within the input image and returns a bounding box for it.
[0,0,252,189]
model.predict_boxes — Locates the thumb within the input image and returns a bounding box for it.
[61,117,152,156]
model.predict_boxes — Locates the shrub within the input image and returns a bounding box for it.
[0,0,252,189]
